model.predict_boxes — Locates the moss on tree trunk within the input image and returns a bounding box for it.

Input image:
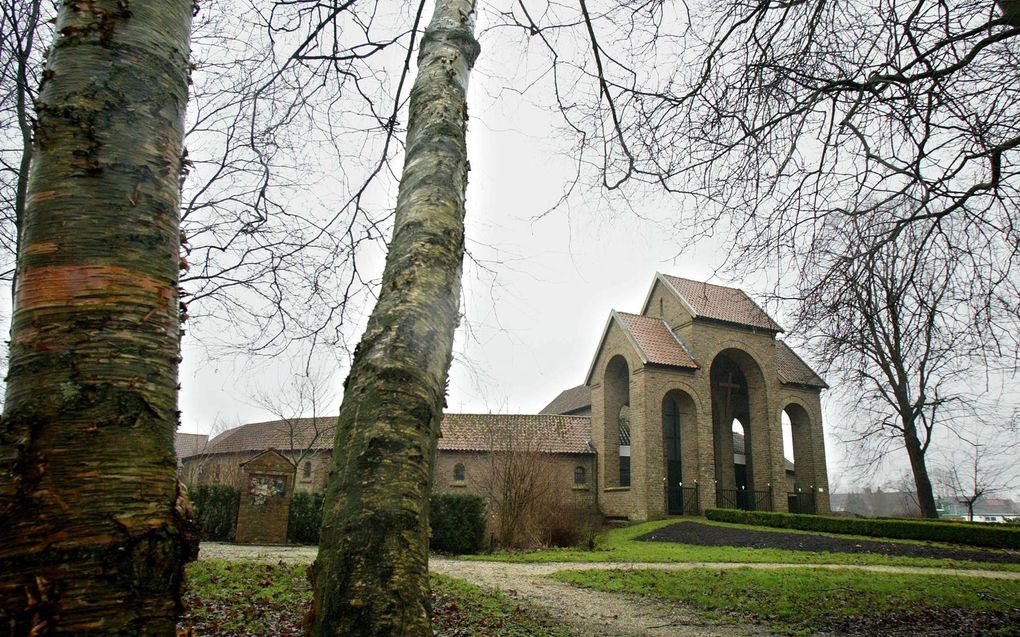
[0,1,195,634]
[310,0,479,634]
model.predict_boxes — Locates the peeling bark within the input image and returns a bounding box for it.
[310,0,479,634]
[0,1,195,634]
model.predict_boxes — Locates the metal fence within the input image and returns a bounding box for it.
[665,484,700,516]
[716,486,773,512]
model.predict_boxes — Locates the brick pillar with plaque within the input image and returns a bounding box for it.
[235,449,294,544]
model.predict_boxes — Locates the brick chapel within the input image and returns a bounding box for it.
[178,273,831,519]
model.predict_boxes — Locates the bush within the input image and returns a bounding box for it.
[537,502,604,549]
[705,508,1020,549]
[189,484,240,541]
[430,493,486,554]
[288,491,325,545]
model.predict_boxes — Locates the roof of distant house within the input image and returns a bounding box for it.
[181,413,595,458]
[539,384,592,415]
[659,274,784,332]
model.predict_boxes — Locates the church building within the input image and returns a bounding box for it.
[178,273,830,520]
[548,273,830,518]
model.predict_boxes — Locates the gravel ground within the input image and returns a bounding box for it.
[637,521,1020,564]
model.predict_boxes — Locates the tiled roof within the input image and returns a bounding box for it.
[198,417,338,456]
[776,340,827,388]
[439,414,593,454]
[174,432,209,458]
[540,384,592,415]
[661,274,783,332]
[615,312,699,369]
[185,413,594,458]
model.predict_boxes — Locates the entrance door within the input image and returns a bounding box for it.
[664,396,683,514]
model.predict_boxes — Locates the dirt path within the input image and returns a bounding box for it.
[429,558,775,637]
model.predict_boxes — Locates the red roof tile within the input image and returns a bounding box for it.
[775,340,827,388]
[615,311,699,369]
[186,413,594,458]
[661,274,783,332]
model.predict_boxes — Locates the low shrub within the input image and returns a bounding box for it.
[705,508,1020,549]
[189,484,240,541]
[288,491,324,544]
[537,503,604,549]
[431,493,486,554]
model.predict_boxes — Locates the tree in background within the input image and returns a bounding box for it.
[936,422,1020,521]
[0,2,195,633]
[310,0,479,633]
[792,210,1003,518]
[480,421,558,548]
[252,362,337,487]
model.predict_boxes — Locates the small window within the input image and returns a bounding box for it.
[453,463,465,483]
[302,461,312,480]
[574,466,586,485]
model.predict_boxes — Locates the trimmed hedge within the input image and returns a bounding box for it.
[189,484,240,541]
[430,493,486,554]
[705,508,1020,550]
[288,491,325,545]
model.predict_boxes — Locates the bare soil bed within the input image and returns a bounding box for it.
[637,521,1020,564]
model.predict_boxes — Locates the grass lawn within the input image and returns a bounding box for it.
[551,566,1020,636]
[179,559,574,636]
[467,518,1020,571]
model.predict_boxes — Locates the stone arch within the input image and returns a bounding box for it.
[662,389,697,514]
[710,348,770,507]
[603,355,631,488]
[782,402,816,491]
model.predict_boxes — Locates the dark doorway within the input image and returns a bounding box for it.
[663,395,683,514]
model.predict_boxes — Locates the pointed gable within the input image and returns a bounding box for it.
[584,310,698,384]
[659,274,783,332]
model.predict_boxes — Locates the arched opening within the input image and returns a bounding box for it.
[302,460,313,480]
[604,355,631,488]
[783,403,817,513]
[663,389,697,514]
[453,463,466,484]
[711,349,769,510]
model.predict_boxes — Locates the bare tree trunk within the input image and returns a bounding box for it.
[310,0,479,634]
[0,2,195,634]
[904,423,938,518]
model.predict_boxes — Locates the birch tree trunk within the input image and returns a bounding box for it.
[311,0,479,634]
[0,2,195,634]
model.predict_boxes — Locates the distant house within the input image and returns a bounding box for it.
[177,272,830,520]
[938,497,1020,523]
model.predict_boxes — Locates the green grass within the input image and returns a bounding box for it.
[467,518,1020,571]
[180,559,574,637]
[551,567,1020,636]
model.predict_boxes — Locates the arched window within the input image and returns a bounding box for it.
[453,463,466,483]
[574,466,586,485]
[303,461,313,479]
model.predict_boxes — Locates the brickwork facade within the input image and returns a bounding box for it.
[179,273,830,525]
